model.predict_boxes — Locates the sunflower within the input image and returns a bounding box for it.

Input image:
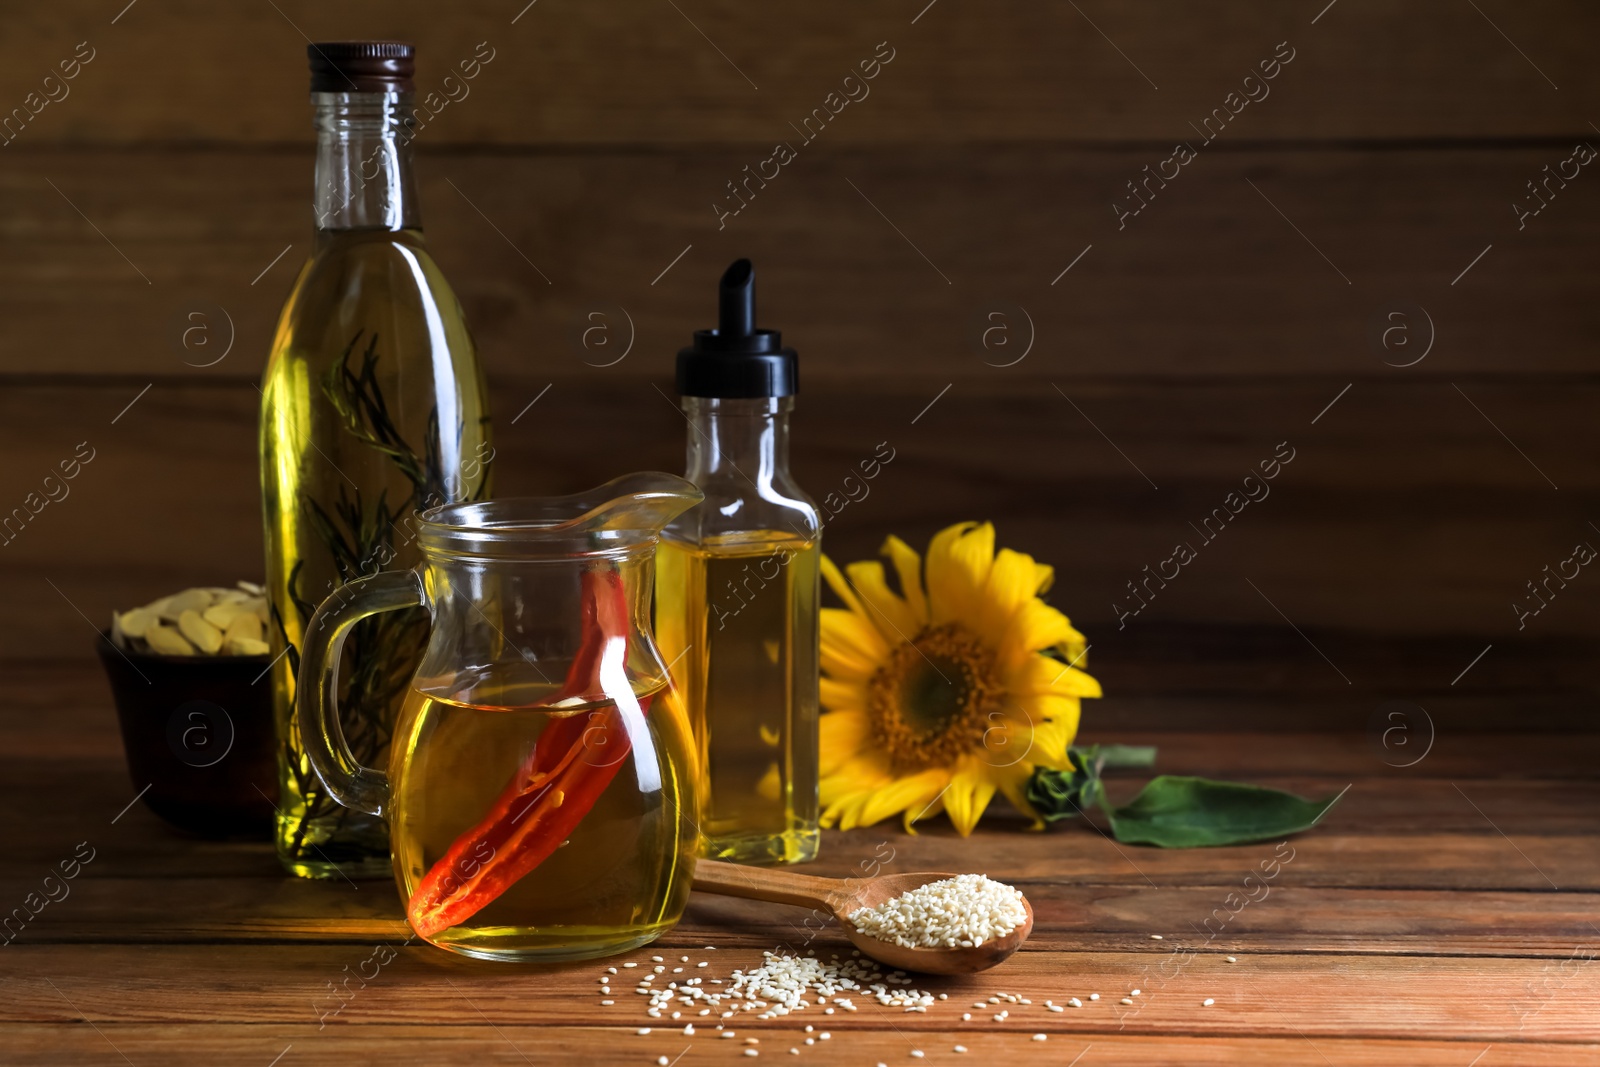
[818,522,1101,836]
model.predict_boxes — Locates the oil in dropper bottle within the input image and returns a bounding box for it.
[656,259,821,865]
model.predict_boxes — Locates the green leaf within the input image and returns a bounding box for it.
[1093,744,1158,770]
[1093,776,1344,848]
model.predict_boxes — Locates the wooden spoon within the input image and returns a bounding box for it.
[691,859,1033,975]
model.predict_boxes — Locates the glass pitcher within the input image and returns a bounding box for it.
[298,473,703,963]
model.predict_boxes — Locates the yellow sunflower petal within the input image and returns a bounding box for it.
[823,789,876,831]
[880,535,929,627]
[857,767,950,829]
[819,676,867,713]
[974,704,1036,770]
[925,522,995,625]
[903,791,943,833]
[822,751,892,800]
[1007,651,1102,699]
[845,560,919,643]
[821,608,887,681]
[821,751,894,830]
[998,600,1082,671]
[820,554,868,618]
[1033,561,1055,595]
[991,760,1046,830]
[819,708,870,776]
[942,760,999,837]
[1012,692,1081,770]
[977,548,1041,639]
[924,522,977,597]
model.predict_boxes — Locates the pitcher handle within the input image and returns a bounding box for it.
[297,569,426,817]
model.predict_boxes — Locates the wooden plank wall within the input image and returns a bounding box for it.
[1,2,1596,726]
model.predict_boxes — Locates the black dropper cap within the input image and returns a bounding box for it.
[676,259,797,399]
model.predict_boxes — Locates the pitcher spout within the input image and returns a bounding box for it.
[418,473,703,559]
[564,472,706,536]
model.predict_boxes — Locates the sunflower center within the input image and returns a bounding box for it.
[867,623,1002,772]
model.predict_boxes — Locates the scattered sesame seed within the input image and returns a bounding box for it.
[911,1053,925,1060]
[624,962,637,968]
[698,961,709,968]
[1203,998,1215,1007]
[657,1058,668,1066]
[744,1051,759,1059]
[1226,956,1238,963]
[621,951,937,1033]
[601,1000,614,1006]
[789,1051,798,1056]
[805,1038,814,1046]
[1089,993,1099,1000]
[637,1028,650,1036]
[654,966,665,974]
[673,968,684,973]
[938,994,948,1001]
[961,1013,971,1021]
[819,1033,830,1040]
[745,1038,760,1045]
[683,1024,693,1035]
[1131,989,1141,996]
[1120,998,1134,1005]
[722,1032,737,1040]
[1151,934,1163,940]
[651,956,664,962]
[1033,1034,1047,1042]
[681,956,690,963]
[954,1046,967,1054]
[973,1002,987,1009]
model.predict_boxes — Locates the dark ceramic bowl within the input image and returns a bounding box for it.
[96,633,279,837]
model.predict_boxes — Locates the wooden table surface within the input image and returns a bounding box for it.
[5,665,1598,1066]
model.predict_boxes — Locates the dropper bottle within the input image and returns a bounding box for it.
[656,259,821,866]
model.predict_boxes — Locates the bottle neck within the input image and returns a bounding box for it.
[312,91,420,233]
[682,397,793,484]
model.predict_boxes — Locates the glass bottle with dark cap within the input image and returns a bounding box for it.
[656,260,822,866]
[260,42,492,879]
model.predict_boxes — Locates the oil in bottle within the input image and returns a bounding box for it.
[656,260,820,865]
[260,42,491,879]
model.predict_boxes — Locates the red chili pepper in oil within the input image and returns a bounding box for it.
[408,565,652,938]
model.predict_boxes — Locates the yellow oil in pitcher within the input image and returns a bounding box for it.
[389,676,697,962]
